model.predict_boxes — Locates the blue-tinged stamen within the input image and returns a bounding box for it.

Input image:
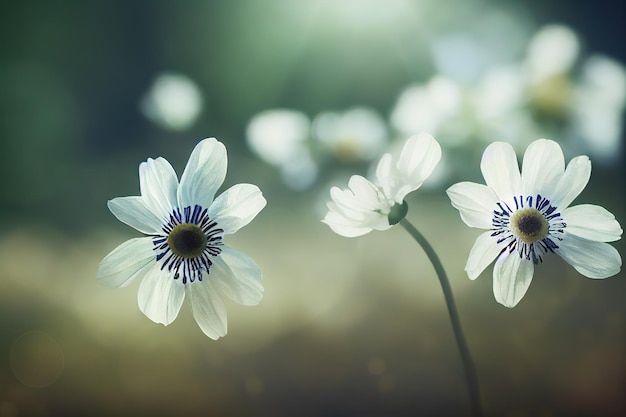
[491,194,566,265]
[152,204,224,284]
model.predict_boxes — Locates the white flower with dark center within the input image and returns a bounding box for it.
[447,139,622,307]
[97,138,266,339]
[323,132,441,237]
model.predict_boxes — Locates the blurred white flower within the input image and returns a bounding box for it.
[474,65,525,122]
[246,109,310,166]
[472,65,541,148]
[471,24,624,158]
[246,109,318,190]
[140,73,203,131]
[521,25,579,120]
[573,55,626,162]
[447,139,622,308]
[313,107,388,162]
[97,138,266,339]
[280,150,319,191]
[390,77,465,146]
[526,24,580,83]
[323,132,441,237]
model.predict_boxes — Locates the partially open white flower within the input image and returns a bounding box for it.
[97,138,266,339]
[447,139,622,308]
[323,133,441,237]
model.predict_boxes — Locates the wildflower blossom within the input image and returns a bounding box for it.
[447,139,622,307]
[140,73,203,131]
[323,132,441,237]
[246,109,317,190]
[97,138,266,339]
[312,107,388,162]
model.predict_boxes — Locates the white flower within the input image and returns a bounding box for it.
[312,107,388,162]
[97,138,266,339]
[447,139,622,308]
[246,109,310,167]
[390,77,464,146]
[574,55,626,163]
[246,109,318,190]
[140,73,203,131]
[526,25,580,83]
[323,132,441,237]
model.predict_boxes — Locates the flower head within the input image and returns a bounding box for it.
[246,109,318,190]
[447,139,622,307]
[323,132,441,237]
[140,73,203,131]
[97,138,266,339]
[312,107,388,163]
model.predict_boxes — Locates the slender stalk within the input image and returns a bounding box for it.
[399,218,483,417]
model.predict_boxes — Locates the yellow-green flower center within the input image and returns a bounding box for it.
[167,223,208,258]
[510,207,549,244]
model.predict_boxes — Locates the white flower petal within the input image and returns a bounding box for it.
[327,201,390,233]
[178,138,227,210]
[187,279,228,340]
[137,264,186,325]
[209,184,266,235]
[323,179,391,237]
[521,139,564,196]
[392,132,442,201]
[348,175,388,211]
[375,153,393,198]
[492,253,534,307]
[211,246,263,306]
[548,155,591,209]
[332,178,390,223]
[562,204,622,242]
[329,186,360,215]
[97,237,155,288]
[556,233,622,278]
[322,209,377,237]
[480,142,521,201]
[107,196,163,234]
[447,182,498,229]
[397,132,442,181]
[330,183,382,221]
[465,231,503,279]
[139,157,179,218]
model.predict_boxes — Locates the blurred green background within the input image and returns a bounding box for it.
[0,1,624,416]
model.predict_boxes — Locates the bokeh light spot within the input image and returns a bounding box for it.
[10,331,64,388]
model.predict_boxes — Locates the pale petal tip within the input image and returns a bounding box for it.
[206,329,227,340]
[497,298,518,308]
[464,267,481,281]
[196,137,222,151]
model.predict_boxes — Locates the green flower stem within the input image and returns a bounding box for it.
[399,218,483,417]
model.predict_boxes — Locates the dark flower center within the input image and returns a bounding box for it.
[153,205,223,284]
[517,215,543,235]
[510,207,549,244]
[491,194,566,264]
[167,223,208,258]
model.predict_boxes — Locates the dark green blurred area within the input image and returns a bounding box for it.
[0,1,624,416]
[0,0,624,230]
[0,0,432,230]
